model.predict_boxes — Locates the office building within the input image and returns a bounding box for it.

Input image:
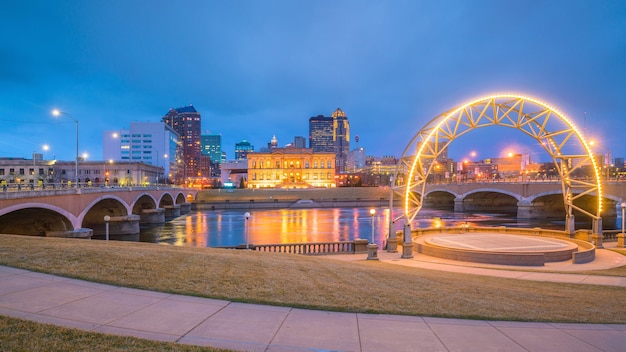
[103,122,181,184]
[309,115,334,152]
[201,133,222,163]
[332,108,350,172]
[162,105,202,180]
[294,136,307,148]
[309,108,351,173]
[235,140,254,160]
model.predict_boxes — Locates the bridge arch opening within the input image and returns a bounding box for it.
[392,94,602,241]
[460,191,519,213]
[82,198,128,229]
[423,191,456,209]
[159,193,174,207]
[0,208,72,236]
[132,194,158,215]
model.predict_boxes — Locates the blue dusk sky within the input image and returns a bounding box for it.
[1,0,625,163]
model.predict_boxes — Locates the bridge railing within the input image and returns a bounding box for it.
[0,183,186,199]
[220,240,369,255]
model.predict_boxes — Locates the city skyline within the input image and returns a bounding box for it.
[1,1,625,163]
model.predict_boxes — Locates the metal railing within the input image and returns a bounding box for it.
[222,241,364,255]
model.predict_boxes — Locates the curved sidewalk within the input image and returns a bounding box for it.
[1,265,625,352]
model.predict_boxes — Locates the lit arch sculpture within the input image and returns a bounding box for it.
[390,94,603,258]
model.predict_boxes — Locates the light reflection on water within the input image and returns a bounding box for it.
[138,207,611,248]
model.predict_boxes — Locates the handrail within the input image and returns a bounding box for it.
[219,240,369,255]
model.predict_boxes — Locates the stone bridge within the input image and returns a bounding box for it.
[0,187,198,237]
[423,181,626,220]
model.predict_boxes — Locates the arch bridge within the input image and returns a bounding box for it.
[422,181,626,219]
[0,187,197,237]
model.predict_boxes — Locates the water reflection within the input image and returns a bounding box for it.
[140,208,393,247]
[139,207,616,248]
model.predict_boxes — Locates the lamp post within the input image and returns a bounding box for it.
[52,109,78,188]
[387,176,398,252]
[104,215,110,241]
[617,202,626,248]
[367,208,378,260]
[244,212,251,249]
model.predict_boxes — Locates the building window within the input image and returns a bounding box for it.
[305,161,309,168]
[327,161,332,168]
[0,169,4,175]
[313,162,318,169]
[19,169,24,175]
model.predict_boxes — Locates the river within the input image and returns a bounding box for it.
[137,207,618,248]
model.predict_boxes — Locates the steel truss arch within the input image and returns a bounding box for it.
[391,94,603,237]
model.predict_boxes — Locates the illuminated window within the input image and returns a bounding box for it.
[314,161,318,168]
[305,161,309,168]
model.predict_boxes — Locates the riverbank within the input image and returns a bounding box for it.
[195,187,395,209]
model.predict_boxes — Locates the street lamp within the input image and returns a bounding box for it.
[617,202,626,248]
[244,212,251,249]
[367,208,378,260]
[52,109,78,187]
[104,215,111,241]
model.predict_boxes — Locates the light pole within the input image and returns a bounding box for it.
[387,176,398,252]
[244,212,251,249]
[52,109,78,188]
[367,208,378,260]
[104,215,110,241]
[617,202,626,248]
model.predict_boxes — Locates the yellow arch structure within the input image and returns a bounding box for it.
[391,94,604,257]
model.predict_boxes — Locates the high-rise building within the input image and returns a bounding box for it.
[347,147,366,172]
[309,115,334,152]
[201,134,222,164]
[309,109,351,172]
[331,108,350,172]
[162,105,202,180]
[235,140,254,160]
[294,136,307,148]
[103,122,181,184]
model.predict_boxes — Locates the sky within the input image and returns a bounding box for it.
[1,0,625,163]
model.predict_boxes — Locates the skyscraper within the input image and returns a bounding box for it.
[201,134,222,164]
[332,108,350,172]
[309,115,334,152]
[235,140,254,160]
[162,105,202,180]
[309,109,351,172]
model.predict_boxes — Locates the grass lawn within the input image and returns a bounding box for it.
[1,234,625,324]
[0,315,227,352]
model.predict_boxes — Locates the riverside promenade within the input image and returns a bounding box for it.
[1,247,625,351]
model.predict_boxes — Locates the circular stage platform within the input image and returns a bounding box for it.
[415,233,582,266]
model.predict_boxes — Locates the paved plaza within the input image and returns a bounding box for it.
[2,244,626,351]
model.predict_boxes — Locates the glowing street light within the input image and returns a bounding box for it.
[52,109,78,187]
[367,208,378,260]
[617,202,626,248]
[244,212,251,249]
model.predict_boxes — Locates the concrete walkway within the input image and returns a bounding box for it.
[1,262,625,352]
